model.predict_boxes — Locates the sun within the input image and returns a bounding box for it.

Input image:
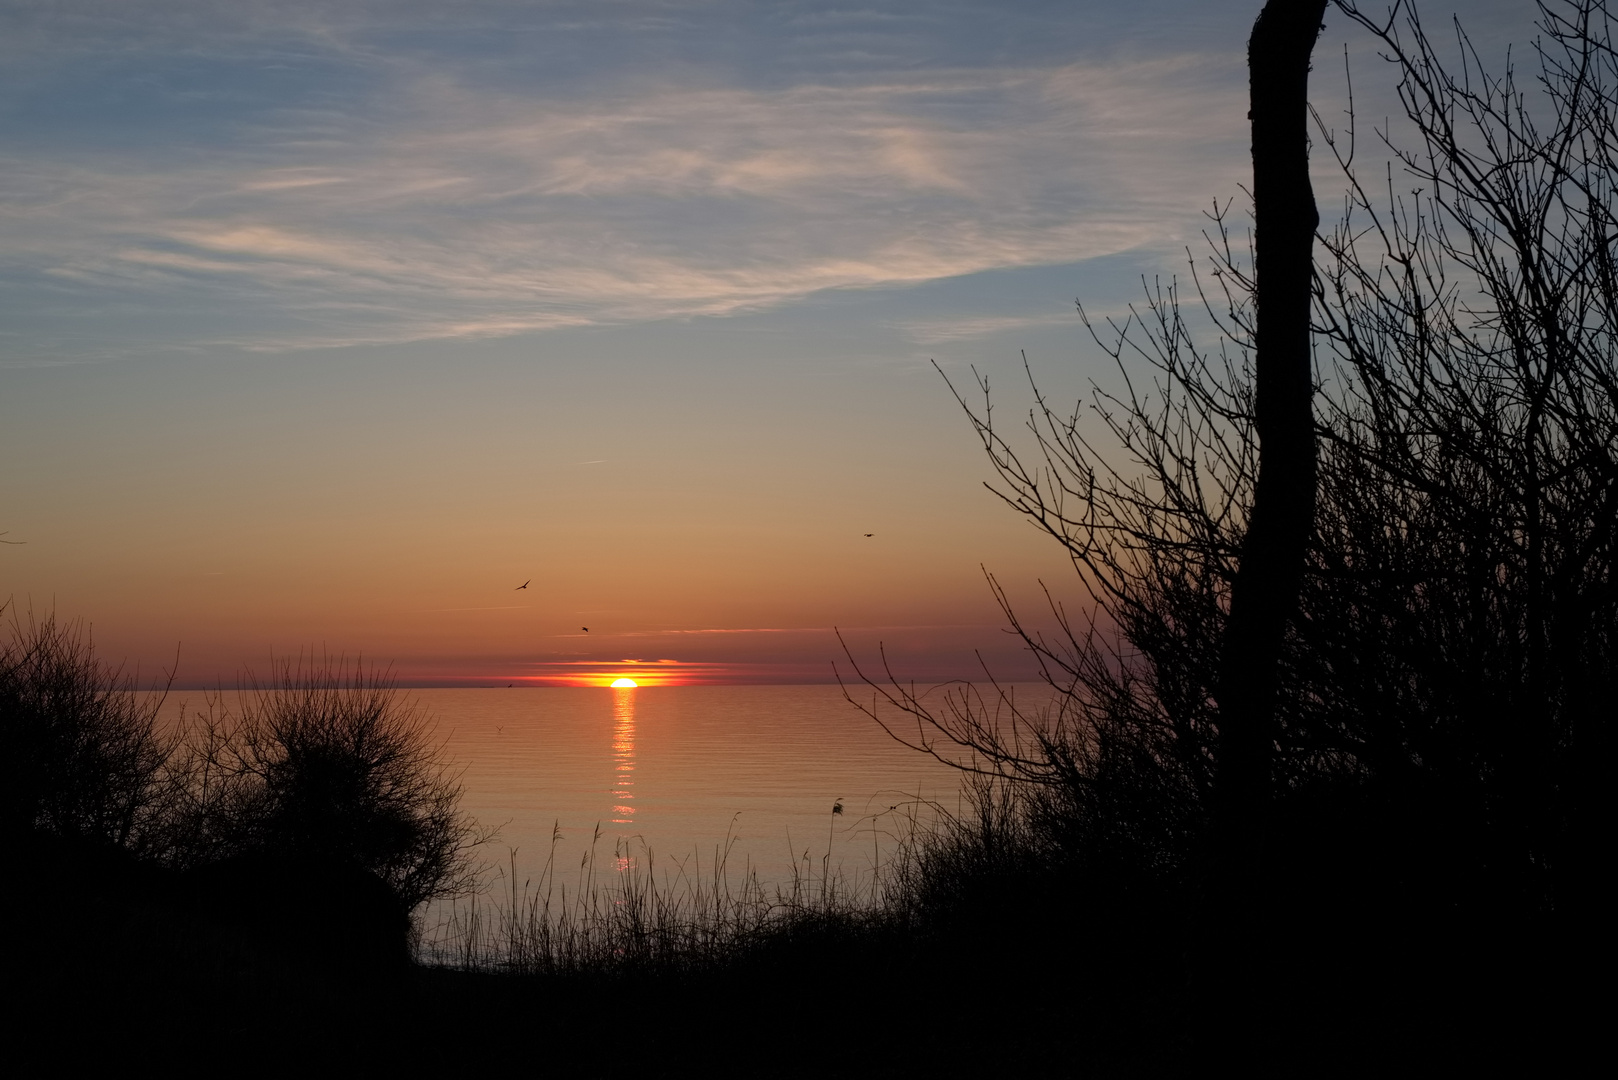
[610,678,639,688]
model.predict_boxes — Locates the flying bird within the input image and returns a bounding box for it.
[515,580,529,590]
[863,533,873,538]
[582,627,589,632]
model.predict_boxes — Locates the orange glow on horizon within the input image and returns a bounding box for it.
[503,673,678,687]
[498,673,681,687]
[504,663,698,687]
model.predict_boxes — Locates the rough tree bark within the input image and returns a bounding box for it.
[1215,0,1327,843]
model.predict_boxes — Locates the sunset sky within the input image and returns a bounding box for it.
[0,0,1531,687]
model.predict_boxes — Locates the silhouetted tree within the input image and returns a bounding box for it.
[1216,0,1328,855]
[846,0,1614,928]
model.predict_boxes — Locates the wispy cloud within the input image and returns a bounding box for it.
[1,12,1249,356]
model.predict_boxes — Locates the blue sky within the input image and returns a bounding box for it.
[0,0,1540,685]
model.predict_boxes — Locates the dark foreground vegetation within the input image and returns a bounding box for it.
[5,1,1613,1074]
[0,609,1189,1076]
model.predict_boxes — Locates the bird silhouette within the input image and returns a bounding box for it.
[582,627,589,632]
[863,533,873,538]
[515,580,529,590]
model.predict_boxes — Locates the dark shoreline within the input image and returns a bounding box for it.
[9,829,1592,1077]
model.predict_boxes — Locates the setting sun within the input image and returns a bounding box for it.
[610,678,639,688]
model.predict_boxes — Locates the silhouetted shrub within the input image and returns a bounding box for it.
[0,608,175,850]
[169,661,486,914]
[0,607,485,940]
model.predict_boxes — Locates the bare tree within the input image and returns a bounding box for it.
[843,0,1615,923]
[1307,0,1618,914]
[1216,0,1329,848]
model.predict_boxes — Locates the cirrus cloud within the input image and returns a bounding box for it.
[0,23,1250,356]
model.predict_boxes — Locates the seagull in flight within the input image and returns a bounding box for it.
[515,580,530,590]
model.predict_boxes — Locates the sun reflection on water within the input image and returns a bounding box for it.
[610,685,636,825]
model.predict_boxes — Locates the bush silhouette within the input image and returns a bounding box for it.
[0,609,174,851]
[171,661,486,913]
[3,620,484,976]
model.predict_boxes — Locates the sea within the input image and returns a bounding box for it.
[418,684,982,896]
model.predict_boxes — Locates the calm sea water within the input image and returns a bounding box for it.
[415,684,984,893]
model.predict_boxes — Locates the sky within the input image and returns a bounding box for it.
[0,0,1538,687]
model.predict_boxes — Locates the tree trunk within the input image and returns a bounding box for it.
[1216,0,1326,846]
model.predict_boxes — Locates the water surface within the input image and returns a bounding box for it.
[417,684,980,892]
